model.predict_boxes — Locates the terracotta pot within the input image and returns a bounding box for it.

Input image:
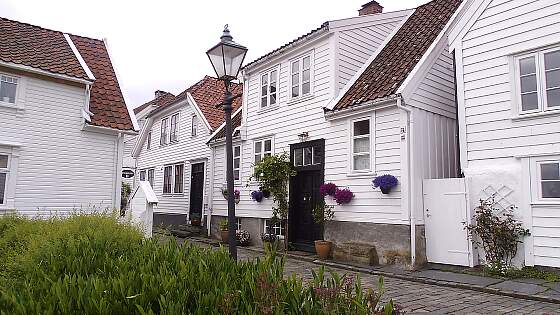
[315,240,333,260]
[221,230,229,243]
[380,187,392,194]
[191,219,201,226]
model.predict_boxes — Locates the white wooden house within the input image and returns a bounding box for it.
[207,0,463,267]
[132,76,242,226]
[0,17,136,216]
[449,0,560,268]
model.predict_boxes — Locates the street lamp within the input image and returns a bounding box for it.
[207,25,247,260]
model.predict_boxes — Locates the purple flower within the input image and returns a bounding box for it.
[334,188,354,205]
[320,183,337,196]
[233,189,240,198]
[251,190,264,202]
[372,174,398,190]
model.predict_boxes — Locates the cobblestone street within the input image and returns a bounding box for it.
[233,247,560,314]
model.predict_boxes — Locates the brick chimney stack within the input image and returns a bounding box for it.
[359,1,383,16]
[154,90,167,99]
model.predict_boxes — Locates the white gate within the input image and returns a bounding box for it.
[423,178,474,267]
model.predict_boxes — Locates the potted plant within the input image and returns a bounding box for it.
[190,213,201,226]
[372,174,399,194]
[312,200,335,259]
[320,183,337,197]
[219,220,229,243]
[221,187,241,204]
[250,190,264,202]
[333,188,354,205]
[236,229,251,246]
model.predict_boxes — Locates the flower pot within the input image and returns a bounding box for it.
[221,230,229,243]
[314,240,333,260]
[191,218,201,226]
[380,187,392,194]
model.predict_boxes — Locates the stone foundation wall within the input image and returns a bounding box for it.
[153,213,187,227]
[210,216,265,246]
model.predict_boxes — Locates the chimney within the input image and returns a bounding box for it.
[154,90,167,99]
[359,1,383,16]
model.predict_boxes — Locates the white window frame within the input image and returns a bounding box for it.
[233,144,242,182]
[0,154,9,206]
[0,146,19,210]
[147,168,155,188]
[0,74,19,107]
[146,130,152,150]
[264,219,285,239]
[289,53,313,100]
[236,218,242,231]
[163,163,184,195]
[349,114,376,175]
[253,138,273,165]
[191,115,198,137]
[259,67,279,109]
[169,113,180,143]
[160,117,169,146]
[513,47,560,116]
[139,170,146,181]
[535,159,560,202]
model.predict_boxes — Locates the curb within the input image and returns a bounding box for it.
[185,237,560,305]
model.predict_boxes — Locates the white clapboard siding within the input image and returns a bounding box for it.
[0,74,118,215]
[135,103,211,216]
[459,0,560,162]
[532,204,560,268]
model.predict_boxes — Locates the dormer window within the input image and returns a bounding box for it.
[0,75,17,104]
[291,55,312,99]
[260,69,278,108]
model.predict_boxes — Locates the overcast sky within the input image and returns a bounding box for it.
[0,0,428,108]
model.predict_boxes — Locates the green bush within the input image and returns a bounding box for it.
[0,214,400,314]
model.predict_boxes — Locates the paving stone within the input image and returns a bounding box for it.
[488,280,548,295]
[414,269,502,286]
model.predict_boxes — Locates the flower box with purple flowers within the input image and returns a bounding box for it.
[372,174,398,194]
[320,183,337,197]
[334,188,354,205]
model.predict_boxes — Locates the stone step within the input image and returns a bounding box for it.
[169,224,204,238]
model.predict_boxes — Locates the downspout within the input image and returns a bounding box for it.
[396,96,416,269]
[207,145,216,237]
[114,132,124,211]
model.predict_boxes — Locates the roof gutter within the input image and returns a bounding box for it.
[0,60,93,85]
[324,95,399,120]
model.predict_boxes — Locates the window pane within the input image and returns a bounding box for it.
[546,69,560,88]
[0,155,7,168]
[261,85,268,96]
[270,93,276,105]
[303,69,310,82]
[234,158,240,169]
[261,73,268,85]
[140,171,146,181]
[270,70,277,83]
[255,141,262,154]
[521,75,537,93]
[234,170,240,181]
[303,147,312,166]
[354,155,370,171]
[303,56,310,69]
[0,173,5,204]
[148,169,154,187]
[354,137,370,153]
[234,146,240,157]
[0,81,17,103]
[255,155,261,164]
[294,148,303,166]
[291,61,299,73]
[547,88,560,107]
[354,120,370,136]
[541,163,560,180]
[264,140,272,152]
[261,96,268,107]
[545,51,560,70]
[174,165,184,193]
[521,93,539,111]
[163,166,172,193]
[302,82,310,95]
[519,57,536,75]
[292,86,299,98]
[292,73,299,85]
[542,181,560,198]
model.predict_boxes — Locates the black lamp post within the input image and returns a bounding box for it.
[207,25,247,260]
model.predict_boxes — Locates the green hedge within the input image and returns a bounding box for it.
[0,214,399,314]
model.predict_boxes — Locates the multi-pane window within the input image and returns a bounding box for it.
[0,75,17,104]
[260,69,278,108]
[294,147,316,167]
[163,165,172,194]
[147,169,155,188]
[236,218,242,230]
[164,164,184,195]
[291,55,311,98]
[539,162,560,199]
[352,119,371,171]
[0,155,8,205]
[516,48,560,113]
[192,115,198,136]
[254,139,272,164]
[174,164,184,194]
[147,131,152,150]
[233,145,241,181]
[264,219,285,237]
[170,113,179,143]
[139,170,146,181]
[160,118,169,145]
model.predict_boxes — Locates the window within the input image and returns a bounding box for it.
[233,145,241,181]
[170,113,179,143]
[352,118,372,172]
[515,48,560,114]
[236,218,242,230]
[254,139,272,164]
[291,55,311,98]
[260,69,278,108]
[147,169,155,188]
[174,164,184,194]
[264,219,285,238]
[0,75,17,104]
[147,131,152,150]
[163,164,183,195]
[539,162,560,199]
[139,170,146,181]
[294,147,317,167]
[160,118,168,145]
[0,155,8,205]
[191,115,198,136]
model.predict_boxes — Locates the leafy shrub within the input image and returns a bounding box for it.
[0,214,401,314]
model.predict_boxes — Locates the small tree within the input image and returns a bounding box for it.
[465,198,530,274]
[251,152,296,248]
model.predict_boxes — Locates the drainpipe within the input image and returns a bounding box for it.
[396,96,416,269]
[207,145,216,237]
[114,132,124,211]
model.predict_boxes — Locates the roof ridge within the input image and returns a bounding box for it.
[0,16,102,42]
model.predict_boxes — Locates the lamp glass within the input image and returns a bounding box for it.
[207,42,247,80]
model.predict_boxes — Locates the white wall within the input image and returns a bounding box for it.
[135,101,211,217]
[0,71,119,215]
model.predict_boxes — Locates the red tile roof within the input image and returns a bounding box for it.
[208,108,243,143]
[133,92,176,115]
[0,17,89,80]
[151,76,242,130]
[333,0,461,111]
[0,17,134,131]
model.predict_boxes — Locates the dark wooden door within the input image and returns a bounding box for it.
[189,163,205,217]
[289,139,325,252]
